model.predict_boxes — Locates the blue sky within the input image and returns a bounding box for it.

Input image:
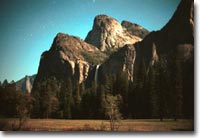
[0,0,180,82]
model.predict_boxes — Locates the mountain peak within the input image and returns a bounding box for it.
[85,14,141,51]
[161,0,194,43]
[121,20,149,39]
[92,14,120,30]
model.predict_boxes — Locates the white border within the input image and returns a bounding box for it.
[0,0,198,138]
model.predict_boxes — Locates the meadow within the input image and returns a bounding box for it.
[0,119,194,131]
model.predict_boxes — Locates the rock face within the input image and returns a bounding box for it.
[161,0,194,44]
[85,15,141,51]
[98,44,136,82]
[95,0,193,118]
[121,21,149,39]
[33,33,107,88]
[16,75,36,93]
[136,0,194,65]
[134,0,194,117]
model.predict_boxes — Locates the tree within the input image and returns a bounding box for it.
[167,53,184,120]
[147,66,159,118]
[127,81,136,118]
[50,96,59,118]
[173,57,183,121]
[0,80,34,130]
[40,82,52,118]
[0,82,21,117]
[104,74,116,95]
[113,72,129,118]
[2,79,8,88]
[16,94,34,130]
[96,85,106,119]
[80,88,96,119]
[63,78,73,119]
[72,82,81,118]
[104,94,122,131]
[31,83,41,118]
[155,56,168,121]
[133,59,148,118]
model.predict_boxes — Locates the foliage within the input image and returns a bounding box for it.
[0,81,34,130]
[81,51,107,65]
[104,94,122,131]
[0,51,189,125]
[16,94,34,130]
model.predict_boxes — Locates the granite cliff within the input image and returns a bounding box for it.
[85,15,141,51]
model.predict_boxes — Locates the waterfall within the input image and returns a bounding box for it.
[95,64,100,86]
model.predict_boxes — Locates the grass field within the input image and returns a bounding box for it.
[0,118,194,131]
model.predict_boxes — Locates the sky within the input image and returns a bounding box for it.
[0,0,181,82]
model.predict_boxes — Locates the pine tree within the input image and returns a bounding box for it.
[168,54,183,120]
[96,85,106,118]
[73,82,81,118]
[104,74,116,95]
[127,81,136,118]
[104,94,122,131]
[154,55,171,121]
[64,78,73,119]
[40,81,51,118]
[155,59,164,121]
[58,78,73,119]
[50,96,59,118]
[134,59,147,118]
[173,58,183,121]
[114,72,129,118]
[31,83,41,118]
[80,88,95,118]
[2,79,8,88]
[148,66,159,118]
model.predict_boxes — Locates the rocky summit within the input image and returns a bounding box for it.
[85,14,141,51]
[121,20,149,39]
[33,33,107,88]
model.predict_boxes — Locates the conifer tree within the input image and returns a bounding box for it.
[2,79,8,88]
[114,72,129,117]
[96,85,106,118]
[134,59,147,118]
[168,54,183,120]
[73,82,81,118]
[173,58,183,120]
[40,81,51,118]
[64,78,73,119]
[127,81,136,118]
[148,66,159,118]
[104,74,116,95]
[104,94,122,131]
[31,83,41,118]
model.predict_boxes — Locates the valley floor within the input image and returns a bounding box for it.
[0,118,194,132]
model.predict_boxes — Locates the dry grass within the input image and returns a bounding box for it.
[0,118,194,131]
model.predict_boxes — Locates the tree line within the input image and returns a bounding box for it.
[0,54,193,120]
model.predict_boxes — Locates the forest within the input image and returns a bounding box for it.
[0,54,193,122]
